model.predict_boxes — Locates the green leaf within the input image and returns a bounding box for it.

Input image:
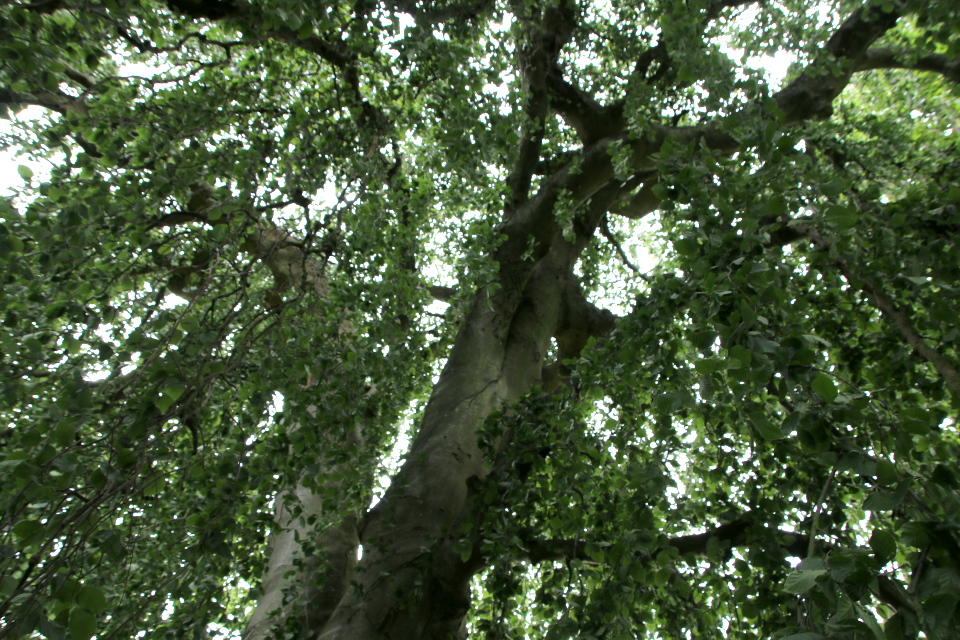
[673,238,698,256]
[17,164,33,180]
[869,529,896,562]
[12,519,41,540]
[784,566,828,594]
[728,345,752,368]
[69,608,96,640]
[654,391,695,414]
[54,421,77,447]
[751,411,784,440]
[163,381,185,402]
[876,459,898,486]
[77,585,106,614]
[821,179,847,196]
[0,575,16,596]
[863,481,910,511]
[811,374,838,403]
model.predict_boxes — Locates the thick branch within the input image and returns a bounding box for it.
[774,3,901,123]
[854,47,960,84]
[547,0,759,144]
[545,67,623,144]
[608,176,661,220]
[427,285,457,302]
[0,86,88,116]
[555,277,617,363]
[384,0,494,25]
[504,1,577,206]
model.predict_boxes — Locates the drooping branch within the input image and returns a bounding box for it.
[793,222,960,397]
[520,519,809,565]
[854,47,960,84]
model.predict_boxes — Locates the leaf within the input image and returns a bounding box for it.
[824,204,857,230]
[12,519,41,540]
[728,345,752,368]
[811,374,838,403]
[69,608,96,640]
[77,585,106,614]
[673,238,698,256]
[0,575,16,596]
[869,529,896,563]
[54,421,78,447]
[821,179,847,196]
[654,391,696,414]
[17,164,33,180]
[863,481,910,511]
[695,358,723,374]
[876,459,898,486]
[163,381,185,402]
[784,566,828,594]
[751,411,784,440]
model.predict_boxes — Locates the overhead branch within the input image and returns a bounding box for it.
[520,521,919,615]
[149,184,329,301]
[504,1,577,206]
[545,67,623,144]
[0,86,89,117]
[607,175,661,220]
[549,0,758,142]
[11,0,64,13]
[519,1,902,252]
[773,3,901,123]
[384,0,494,25]
[854,47,960,84]
[427,285,457,302]
[555,277,618,363]
[164,0,237,20]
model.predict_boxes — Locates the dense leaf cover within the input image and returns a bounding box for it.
[1,0,959,639]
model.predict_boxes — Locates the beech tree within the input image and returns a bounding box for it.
[2,0,960,639]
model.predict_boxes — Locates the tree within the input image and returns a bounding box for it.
[1,0,959,638]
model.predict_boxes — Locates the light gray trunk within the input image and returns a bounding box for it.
[315,234,583,640]
[244,421,364,640]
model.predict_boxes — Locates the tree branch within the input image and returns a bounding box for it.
[521,519,810,565]
[384,0,494,25]
[545,66,623,144]
[504,0,577,206]
[794,222,960,397]
[774,3,902,123]
[427,285,457,302]
[854,47,960,84]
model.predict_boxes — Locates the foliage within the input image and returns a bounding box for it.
[1,0,959,639]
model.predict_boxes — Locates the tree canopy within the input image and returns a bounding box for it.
[1,0,960,639]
